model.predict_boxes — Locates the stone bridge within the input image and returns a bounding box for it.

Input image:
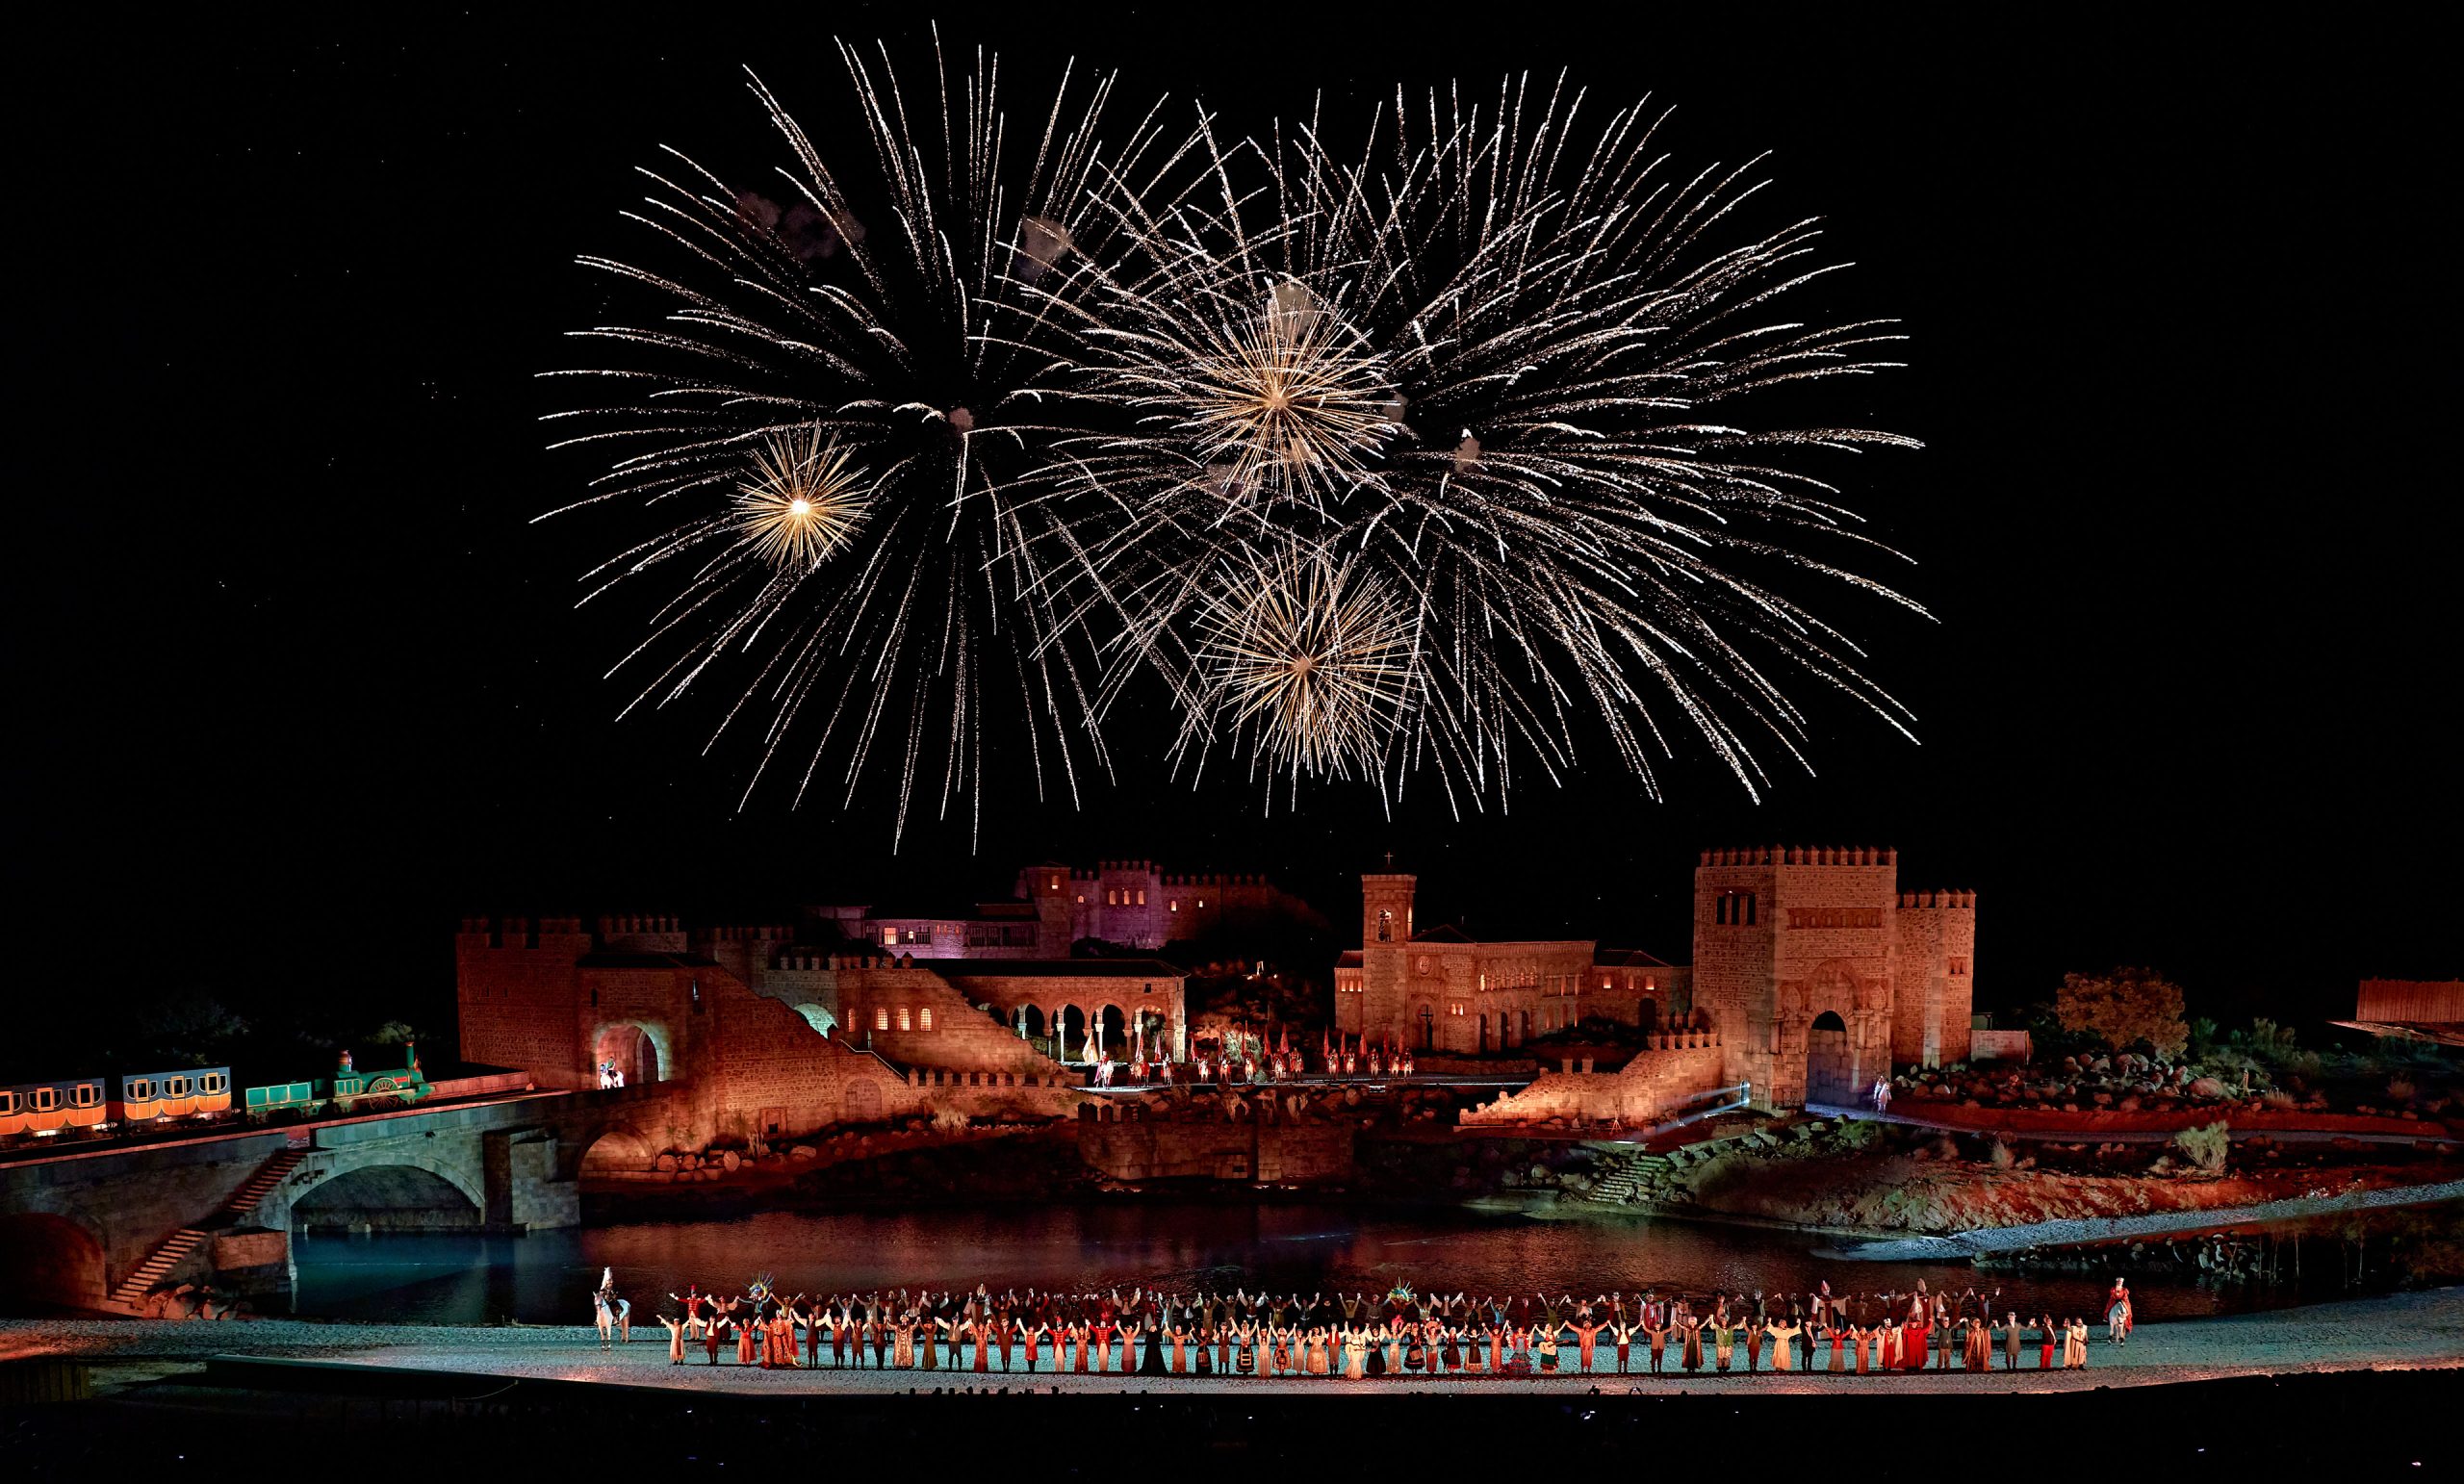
[0,1084,701,1315]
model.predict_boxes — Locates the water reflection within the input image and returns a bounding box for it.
[289,1201,2315,1327]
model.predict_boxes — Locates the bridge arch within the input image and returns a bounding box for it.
[291,1154,484,1232]
[0,1210,108,1313]
[578,1122,659,1176]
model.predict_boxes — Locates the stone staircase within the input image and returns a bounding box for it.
[107,1227,211,1308]
[105,1148,308,1311]
[1584,1149,1673,1204]
[220,1148,306,1217]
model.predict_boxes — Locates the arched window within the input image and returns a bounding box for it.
[1377,909,1393,942]
[919,1008,934,1031]
[875,1008,890,1032]
[1137,889,1147,906]
[898,1008,912,1031]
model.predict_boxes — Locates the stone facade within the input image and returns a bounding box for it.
[1339,846,1977,1113]
[793,858,1320,959]
[1338,877,1692,1056]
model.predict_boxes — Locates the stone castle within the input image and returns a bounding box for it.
[808,860,1318,958]
[1345,846,1976,1113]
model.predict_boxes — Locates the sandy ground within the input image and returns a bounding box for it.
[6,1287,2459,1396]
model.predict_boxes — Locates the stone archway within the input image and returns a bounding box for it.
[0,1213,107,1314]
[579,1124,658,1175]
[790,1002,837,1037]
[291,1161,483,1233]
[1095,1005,1127,1060]
[1807,1011,1857,1107]
[1055,1006,1088,1062]
[591,1020,671,1086]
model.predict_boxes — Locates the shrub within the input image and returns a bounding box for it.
[2056,968,2189,1058]
[2172,1121,2230,1175]
[931,1106,971,1133]
[1988,1138,2015,1170]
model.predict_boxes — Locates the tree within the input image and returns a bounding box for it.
[2056,967,2189,1058]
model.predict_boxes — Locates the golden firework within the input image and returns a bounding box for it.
[1180,281,1399,513]
[732,428,871,569]
[1194,546,1414,781]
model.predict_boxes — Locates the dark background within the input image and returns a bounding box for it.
[19,7,2453,1072]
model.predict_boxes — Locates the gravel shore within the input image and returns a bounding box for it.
[7,1287,2459,1396]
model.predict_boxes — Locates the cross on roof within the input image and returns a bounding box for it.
[1383,851,1395,870]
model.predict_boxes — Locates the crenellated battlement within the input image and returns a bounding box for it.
[597,914,682,935]
[1158,872,1269,886]
[1699,845,1896,867]
[701,924,791,942]
[1898,890,1977,909]
[457,915,587,949]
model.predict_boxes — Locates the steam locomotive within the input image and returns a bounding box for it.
[0,1047,429,1141]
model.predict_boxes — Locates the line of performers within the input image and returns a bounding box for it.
[631,1279,2135,1376]
[1097,1032,1416,1089]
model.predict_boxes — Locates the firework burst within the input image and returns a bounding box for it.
[1056,74,1924,809]
[542,34,1201,842]
[732,429,873,569]
[1185,544,1414,791]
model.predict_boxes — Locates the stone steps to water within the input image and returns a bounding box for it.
[108,1228,208,1305]
[103,1149,310,1312]
[1583,1150,1673,1204]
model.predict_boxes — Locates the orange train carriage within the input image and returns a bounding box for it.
[0,1077,108,1138]
[112,1066,235,1125]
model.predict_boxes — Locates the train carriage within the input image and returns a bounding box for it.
[111,1066,234,1126]
[0,1077,109,1138]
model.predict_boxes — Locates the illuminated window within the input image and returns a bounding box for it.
[875,1008,889,1032]
[898,1008,912,1031]
[1136,889,1147,906]
[1169,900,1178,912]
[1076,894,1086,904]
[919,1008,934,1031]
[1197,898,1206,908]
[1049,876,1061,890]
[1108,889,1118,906]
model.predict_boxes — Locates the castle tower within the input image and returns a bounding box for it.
[1892,890,1977,1067]
[1693,846,1899,1111]
[1359,871,1417,1047]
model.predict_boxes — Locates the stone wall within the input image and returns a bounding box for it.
[1969,1028,2032,1062]
[1075,1113,1353,1183]
[455,917,595,1087]
[1458,1034,1728,1128]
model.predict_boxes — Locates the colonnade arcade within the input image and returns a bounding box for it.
[999,1001,1182,1064]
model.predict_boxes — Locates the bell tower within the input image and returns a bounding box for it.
[1359,864,1417,1045]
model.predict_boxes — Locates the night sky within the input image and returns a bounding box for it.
[23,9,2454,1065]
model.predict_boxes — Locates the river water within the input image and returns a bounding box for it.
[288,1200,2304,1326]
